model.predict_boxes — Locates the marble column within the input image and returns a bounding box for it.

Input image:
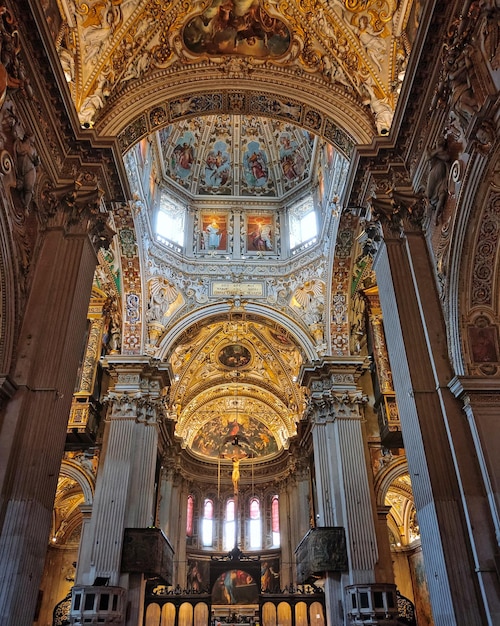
[280,454,311,588]
[72,358,168,623]
[0,216,105,625]
[373,224,494,624]
[301,359,390,626]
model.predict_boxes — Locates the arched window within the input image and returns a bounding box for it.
[289,196,317,250]
[224,498,236,552]
[156,192,186,247]
[186,495,194,537]
[249,497,261,549]
[272,495,280,547]
[202,499,214,547]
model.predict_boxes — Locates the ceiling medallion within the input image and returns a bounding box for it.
[218,343,252,368]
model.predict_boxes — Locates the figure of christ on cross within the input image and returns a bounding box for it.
[221,439,248,495]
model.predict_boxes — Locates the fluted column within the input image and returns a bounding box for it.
[280,454,311,588]
[156,459,187,586]
[73,358,168,615]
[301,360,389,626]
[373,223,492,625]
[0,210,108,625]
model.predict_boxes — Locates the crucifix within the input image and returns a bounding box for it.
[229,437,248,495]
[219,436,249,553]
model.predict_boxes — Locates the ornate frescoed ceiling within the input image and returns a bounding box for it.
[47,0,422,140]
[41,0,423,466]
[156,115,315,198]
[168,319,304,461]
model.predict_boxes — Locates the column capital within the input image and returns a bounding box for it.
[38,177,115,250]
[102,356,170,390]
[300,358,369,424]
[102,357,170,423]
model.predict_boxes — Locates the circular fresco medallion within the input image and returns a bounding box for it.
[218,343,252,368]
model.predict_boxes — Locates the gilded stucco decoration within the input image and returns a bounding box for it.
[167,319,304,456]
[47,0,422,136]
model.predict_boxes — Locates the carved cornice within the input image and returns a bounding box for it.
[449,375,500,406]
[103,355,169,384]
[12,0,127,201]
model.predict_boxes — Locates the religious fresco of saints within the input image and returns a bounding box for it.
[187,559,210,592]
[170,131,196,181]
[246,215,274,253]
[278,132,306,182]
[200,214,228,251]
[261,558,280,593]
[203,141,232,192]
[243,141,269,187]
[182,0,291,58]
[468,325,499,363]
[191,414,278,459]
[218,343,252,368]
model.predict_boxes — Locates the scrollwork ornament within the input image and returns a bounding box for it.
[0,148,13,175]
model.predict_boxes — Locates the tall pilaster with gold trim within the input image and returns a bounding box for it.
[301,359,394,625]
[72,358,169,624]
[0,177,113,626]
[370,188,496,624]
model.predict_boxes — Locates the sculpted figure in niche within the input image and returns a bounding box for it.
[425,137,451,224]
[15,129,40,209]
[447,44,480,127]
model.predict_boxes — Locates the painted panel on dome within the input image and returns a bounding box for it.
[191,415,278,458]
[169,131,196,184]
[183,0,291,58]
[201,140,232,193]
[242,141,269,187]
[278,131,306,182]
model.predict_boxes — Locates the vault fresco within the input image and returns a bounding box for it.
[191,413,278,459]
[182,0,291,58]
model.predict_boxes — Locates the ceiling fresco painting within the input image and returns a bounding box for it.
[49,0,421,138]
[166,320,303,460]
[157,115,312,198]
[191,412,279,459]
[44,0,423,463]
[182,0,292,58]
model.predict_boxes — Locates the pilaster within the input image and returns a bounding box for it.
[372,208,492,625]
[71,358,168,624]
[0,193,109,626]
[301,359,392,626]
[76,358,169,585]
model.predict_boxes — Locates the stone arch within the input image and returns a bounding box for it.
[59,459,95,506]
[450,145,500,377]
[373,455,408,508]
[157,303,319,364]
[96,74,374,151]
[0,189,18,401]
[49,459,96,548]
